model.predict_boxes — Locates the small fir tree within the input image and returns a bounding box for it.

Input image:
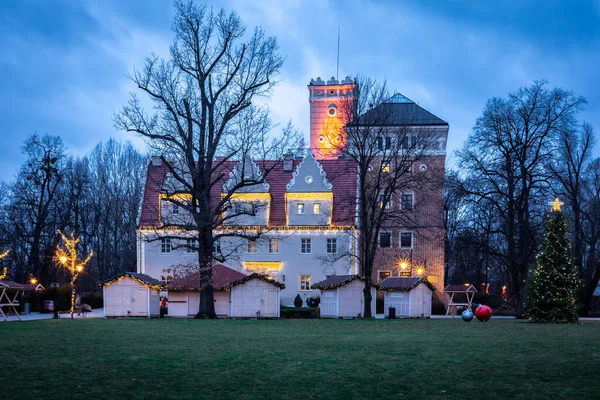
[527,199,579,323]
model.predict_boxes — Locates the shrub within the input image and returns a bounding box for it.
[294,294,303,308]
[431,297,446,315]
[280,306,319,319]
[306,296,320,308]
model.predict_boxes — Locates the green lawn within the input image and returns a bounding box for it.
[2,318,599,399]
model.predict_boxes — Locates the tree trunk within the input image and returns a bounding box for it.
[195,226,216,319]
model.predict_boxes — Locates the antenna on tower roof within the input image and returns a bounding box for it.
[336,26,340,81]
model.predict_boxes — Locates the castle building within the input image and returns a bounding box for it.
[136,76,448,306]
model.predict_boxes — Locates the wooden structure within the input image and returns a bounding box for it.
[102,273,163,317]
[378,277,435,318]
[168,264,284,318]
[445,284,477,317]
[0,280,24,321]
[311,275,375,318]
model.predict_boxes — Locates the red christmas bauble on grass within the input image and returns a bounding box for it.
[475,305,492,322]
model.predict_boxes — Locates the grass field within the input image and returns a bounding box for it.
[2,318,599,399]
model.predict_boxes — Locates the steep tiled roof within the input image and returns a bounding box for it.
[377,277,436,292]
[138,157,357,228]
[168,264,247,291]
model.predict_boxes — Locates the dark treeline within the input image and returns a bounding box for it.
[0,134,147,288]
[446,81,600,315]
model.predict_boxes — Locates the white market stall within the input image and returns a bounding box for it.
[102,273,163,317]
[378,277,435,318]
[311,275,375,318]
[168,264,284,318]
[230,274,283,318]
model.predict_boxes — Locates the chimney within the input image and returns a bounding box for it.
[151,156,162,166]
[283,152,293,172]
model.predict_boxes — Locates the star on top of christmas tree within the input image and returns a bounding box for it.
[550,197,564,212]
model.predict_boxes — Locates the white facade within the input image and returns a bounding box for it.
[103,276,160,318]
[139,229,353,306]
[137,152,357,308]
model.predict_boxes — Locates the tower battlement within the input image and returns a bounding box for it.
[308,76,356,160]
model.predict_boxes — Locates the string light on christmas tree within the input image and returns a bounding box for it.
[527,198,579,323]
[55,231,93,320]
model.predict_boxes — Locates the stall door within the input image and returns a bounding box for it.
[131,287,148,316]
[260,288,278,317]
[320,291,337,317]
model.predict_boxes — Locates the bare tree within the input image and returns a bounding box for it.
[10,134,66,283]
[549,123,595,272]
[581,158,600,314]
[456,80,586,316]
[115,1,298,318]
[322,77,444,317]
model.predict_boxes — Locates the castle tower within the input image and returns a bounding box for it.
[308,76,356,160]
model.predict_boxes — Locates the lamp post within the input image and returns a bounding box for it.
[56,231,93,320]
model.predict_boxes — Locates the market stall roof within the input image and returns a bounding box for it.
[101,273,164,289]
[378,277,436,292]
[311,274,373,290]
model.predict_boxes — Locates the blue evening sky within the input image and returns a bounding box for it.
[1,0,599,181]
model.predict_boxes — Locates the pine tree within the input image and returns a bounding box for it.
[527,199,579,323]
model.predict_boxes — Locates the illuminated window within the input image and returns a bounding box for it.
[161,238,171,253]
[378,271,391,282]
[297,203,305,214]
[400,232,413,248]
[161,275,173,284]
[381,163,391,173]
[313,203,321,214]
[326,238,337,254]
[300,275,311,291]
[401,193,414,211]
[301,238,311,254]
[269,238,279,254]
[379,194,391,210]
[379,233,392,248]
[172,204,179,214]
[247,240,258,254]
[186,239,195,253]
[212,240,221,255]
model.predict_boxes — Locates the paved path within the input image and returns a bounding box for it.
[2,308,104,322]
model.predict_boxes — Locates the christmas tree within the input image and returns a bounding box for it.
[527,198,579,323]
